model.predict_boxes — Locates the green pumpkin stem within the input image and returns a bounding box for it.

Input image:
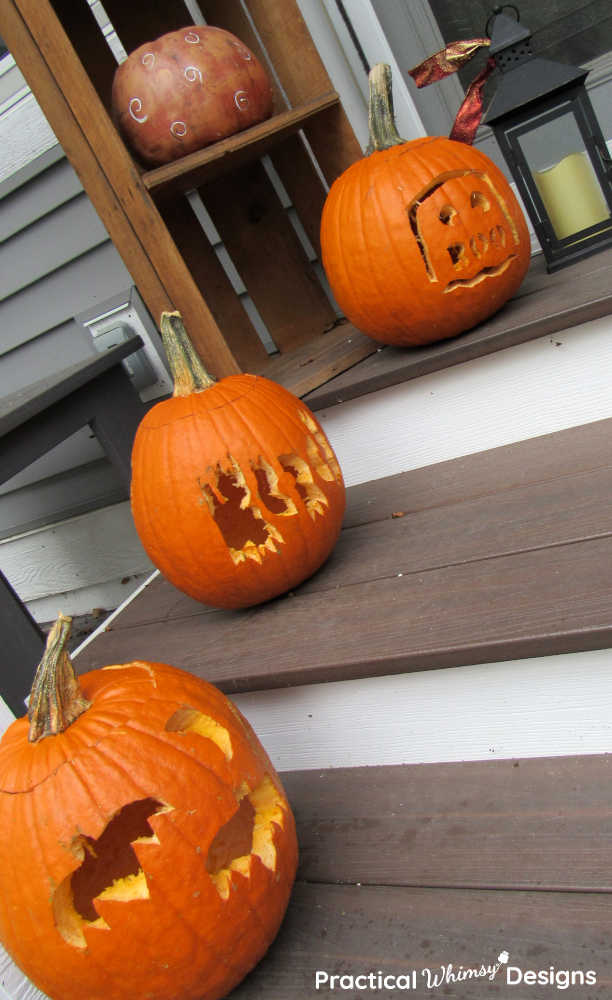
[160,311,216,397]
[366,63,406,154]
[28,614,91,743]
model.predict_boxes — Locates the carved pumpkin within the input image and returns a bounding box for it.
[0,616,298,1000]
[130,312,345,609]
[320,64,531,346]
[111,25,273,166]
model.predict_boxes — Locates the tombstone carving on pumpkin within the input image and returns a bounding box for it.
[320,64,530,346]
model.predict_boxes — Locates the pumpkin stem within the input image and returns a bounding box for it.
[27,614,91,743]
[366,63,406,154]
[160,311,216,397]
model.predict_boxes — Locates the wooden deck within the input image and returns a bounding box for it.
[77,416,612,688]
[75,415,612,997]
[225,754,612,998]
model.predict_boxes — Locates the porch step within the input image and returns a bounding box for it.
[70,418,612,997]
[76,416,612,689]
[235,754,612,997]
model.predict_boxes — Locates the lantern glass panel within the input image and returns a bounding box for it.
[514,112,610,241]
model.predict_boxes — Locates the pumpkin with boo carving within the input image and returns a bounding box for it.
[111,25,273,166]
[0,616,298,1000]
[130,312,346,610]
[320,64,531,347]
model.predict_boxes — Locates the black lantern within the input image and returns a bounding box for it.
[483,6,612,272]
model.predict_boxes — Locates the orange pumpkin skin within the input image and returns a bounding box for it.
[320,135,531,347]
[130,371,345,610]
[0,660,298,1000]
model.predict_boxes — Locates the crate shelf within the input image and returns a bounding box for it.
[2,0,363,385]
[143,91,341,195]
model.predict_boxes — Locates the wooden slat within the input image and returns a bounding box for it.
[144,93,340,196]
[96,452,612,632]
[7,0,242,378]
[197,0,337,258]
[157,194,269,371]
[198,159,336,353]
[239,0,362,185]
[75,532,612,686]
[75,416,612,686]
[230,882,612,999]
[0,4,165,336]
[259,321,377,397]
[283,756,612,891]
[305,247,612,409]
[95,0,192,58]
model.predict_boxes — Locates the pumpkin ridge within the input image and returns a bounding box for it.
[372,154,421,318]
[357,162,387,332]
[94,718,272,817]
[0,726,136,795]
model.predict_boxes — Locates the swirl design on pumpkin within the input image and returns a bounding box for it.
[184,66,203,84]
[184,31,200,44]
[234,90,250,111]
[128,98,148,124]
[141,52,155,68]
[170,121,188,138]
[231,41,253,61]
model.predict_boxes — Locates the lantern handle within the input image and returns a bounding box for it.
[485,4,520,38]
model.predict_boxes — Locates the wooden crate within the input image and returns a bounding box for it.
[1,0,372,390]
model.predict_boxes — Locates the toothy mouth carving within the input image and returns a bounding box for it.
[444,255,516,292]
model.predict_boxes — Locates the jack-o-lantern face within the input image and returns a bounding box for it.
[320,135,531,347]
[409,169,523,292]
[0,655,298,1000]
[131,367,346,610]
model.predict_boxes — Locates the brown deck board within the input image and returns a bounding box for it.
[303,247,612,409]
[75,533,612,688]
[77,419,612,687]
[284,756,612,892]
[231,882,612,998]
[233,755,612,997]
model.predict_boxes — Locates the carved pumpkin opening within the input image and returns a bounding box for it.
[406,168,521,288]
[206,797,256,875]
[198,459,284,565]
[207,776,287,900]
[470,190,490,211]
[439,204,457,225]
[201,468,269,549]
[279,454,329,520]
[448,242,466,268]
[53,797,171,948]
[252,458,297,517]
[165,705,233,760]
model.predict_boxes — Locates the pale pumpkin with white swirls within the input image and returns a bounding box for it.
[111,25,273,166]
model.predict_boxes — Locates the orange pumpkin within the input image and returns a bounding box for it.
[320,64,531,347]
[0,616,297,1000]
[130,312,345,609]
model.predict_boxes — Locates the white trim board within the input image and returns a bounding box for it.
[316,312,612,487]
[232,648,612,773]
